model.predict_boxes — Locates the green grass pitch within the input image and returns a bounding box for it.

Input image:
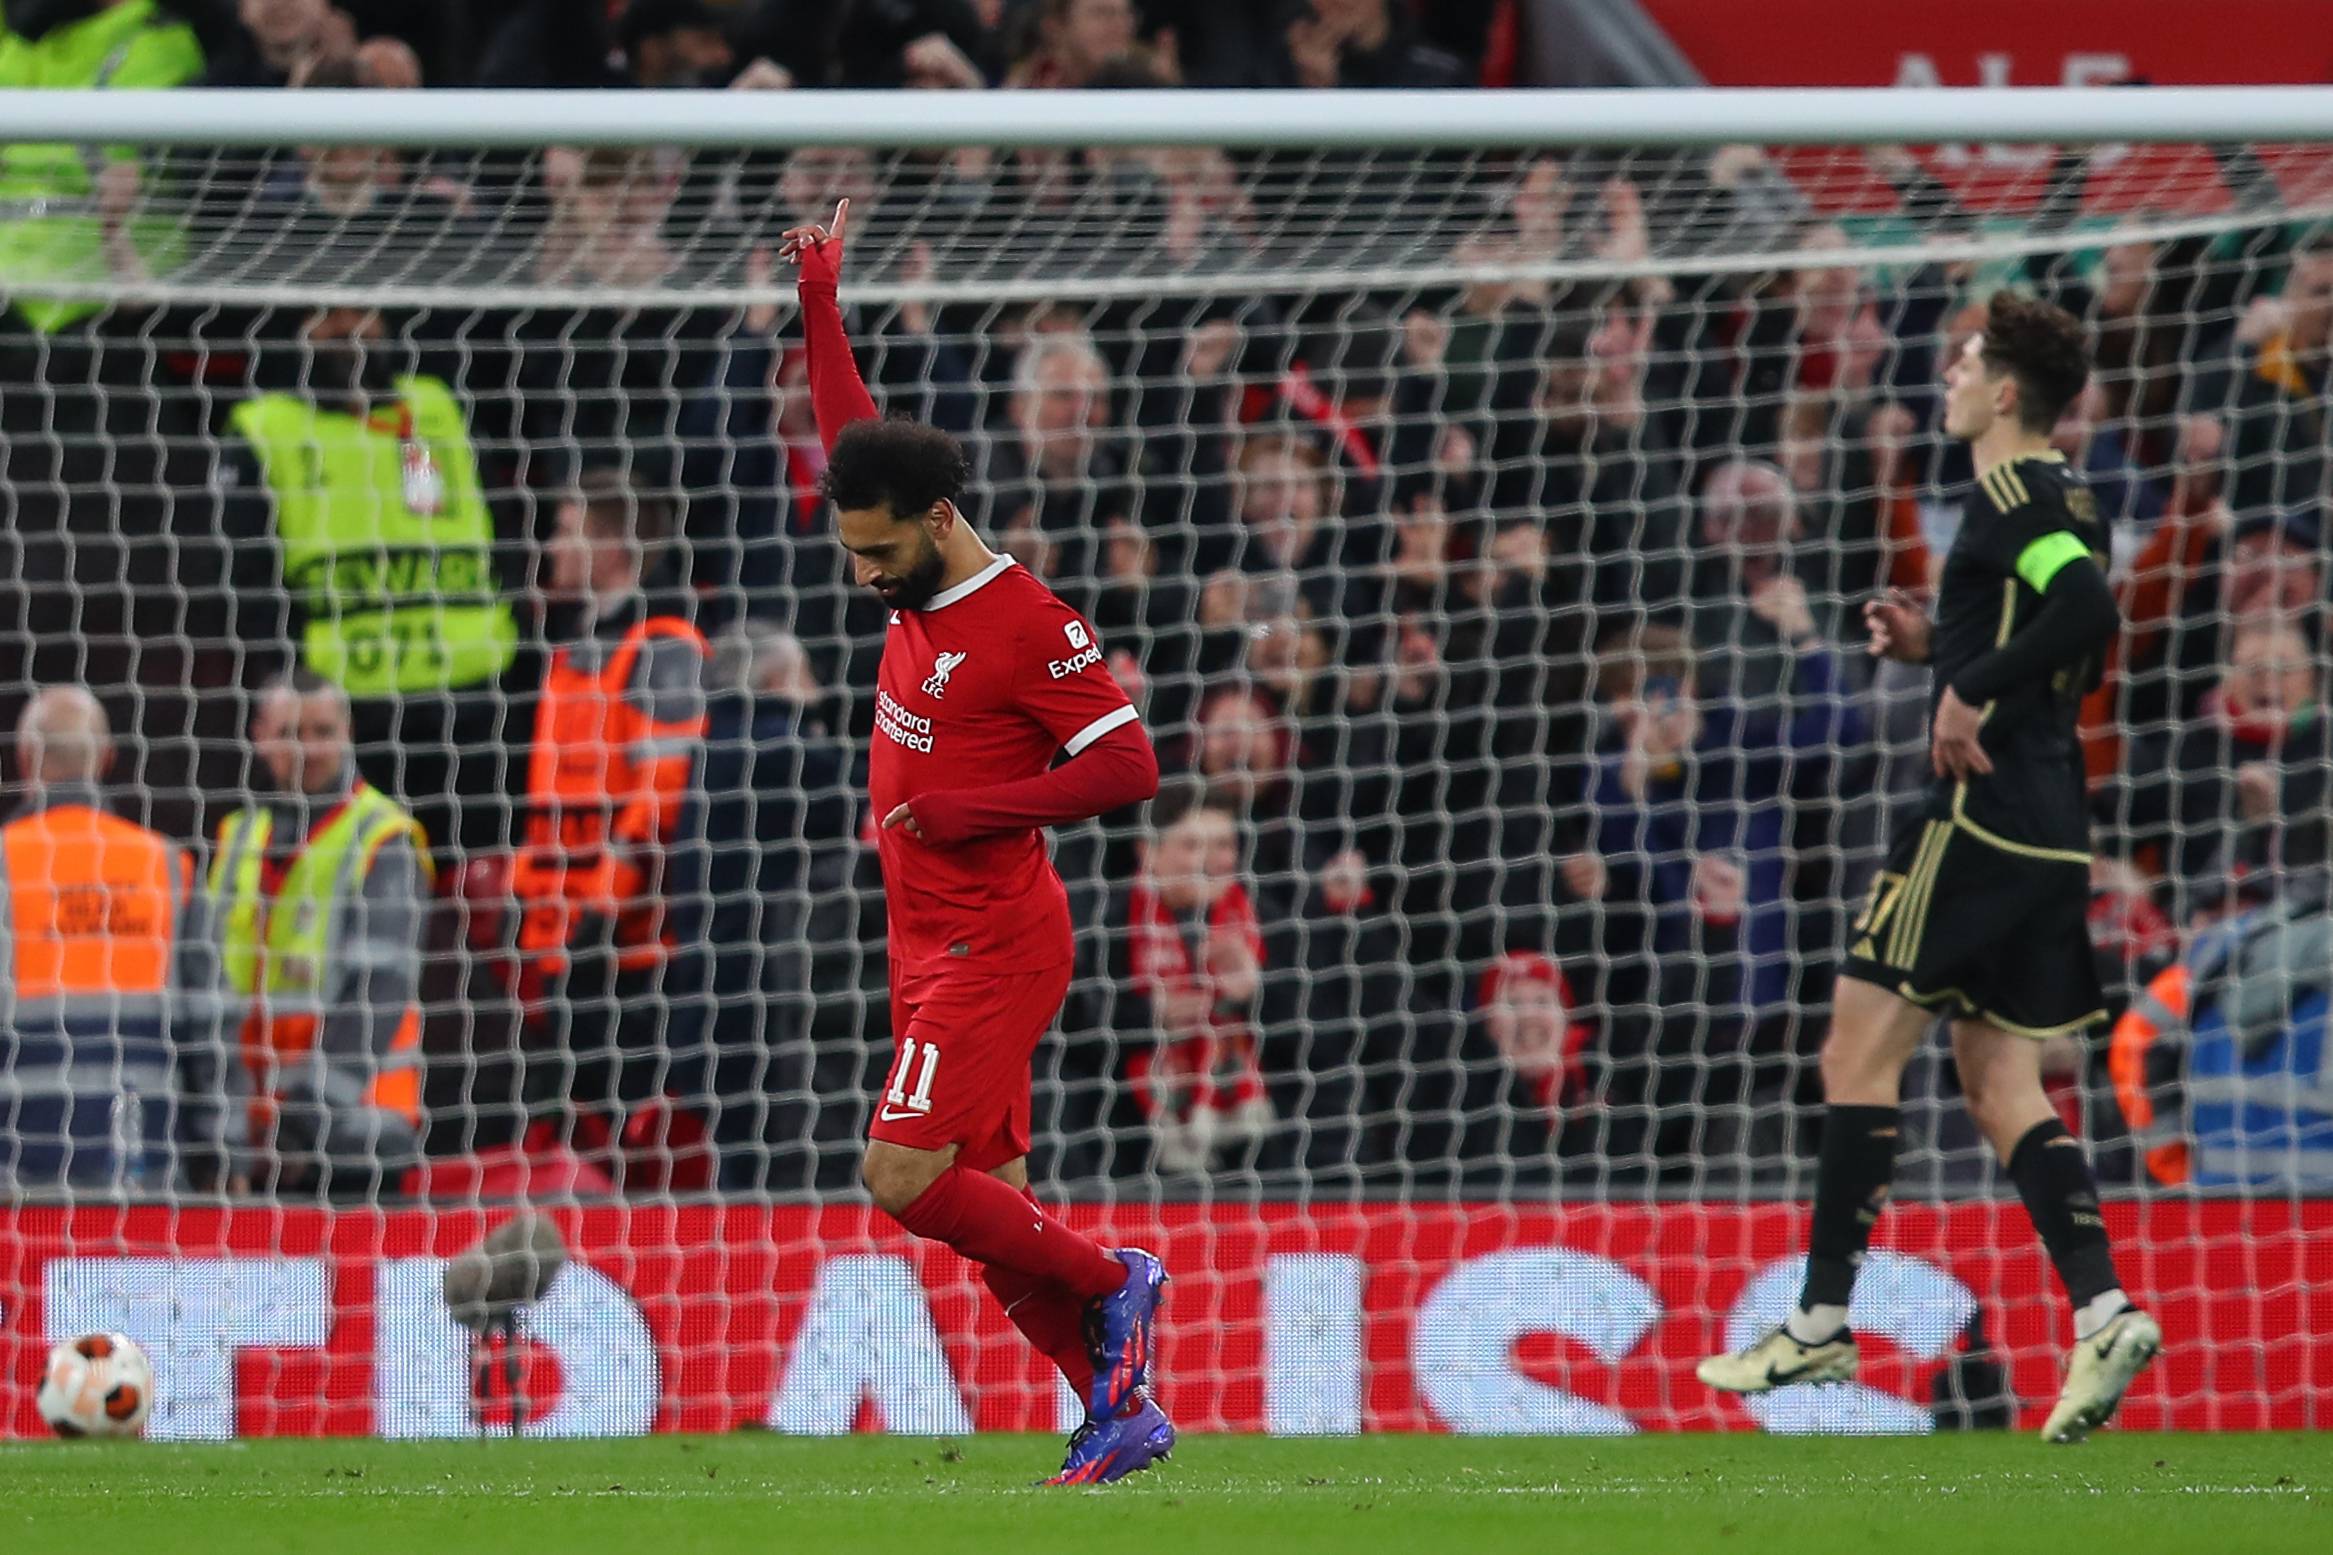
[4,1432,2326,1555]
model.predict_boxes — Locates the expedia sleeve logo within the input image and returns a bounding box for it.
[1048,620,1102,680]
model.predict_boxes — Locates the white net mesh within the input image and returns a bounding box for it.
[2,111,2330,1438]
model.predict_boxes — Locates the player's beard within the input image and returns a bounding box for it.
[878,534,950,611]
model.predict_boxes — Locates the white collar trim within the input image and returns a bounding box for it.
[921,553,1014,612]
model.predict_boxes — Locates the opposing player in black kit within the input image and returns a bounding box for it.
[1699,293,2163,1442]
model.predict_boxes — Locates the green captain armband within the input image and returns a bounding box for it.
[2014,530,2094,594]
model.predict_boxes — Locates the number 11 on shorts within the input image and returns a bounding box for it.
[884,1038,941,1118]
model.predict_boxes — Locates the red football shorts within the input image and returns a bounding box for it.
[869,959,1073,1171]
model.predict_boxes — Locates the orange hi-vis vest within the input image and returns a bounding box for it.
[0,800,188,1185]
[1,802,183,1012]
[0,800,186,1059]
[2109,962,2195,1186]
[519,615,706,970]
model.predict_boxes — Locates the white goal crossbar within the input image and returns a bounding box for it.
[1,85,2332,150]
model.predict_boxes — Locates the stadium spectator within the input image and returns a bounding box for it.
[2116,616,2332,921]
[1114,786,1272,1175]
[1202,431,1355,624]
[2078,410,2231,776]
[1241,598,1338,737]
[697,620,853,1187]
[1254,304,1448,514]
[1586,641,1809,1160]
[1256,843,1411,1181]
[515,145,725,486]
[220,0,352,86]
[349,32,419,88]
[512,470,710,1166]
[0,688,217,1191]
[204,671,427,1199]
[2223,230,2333,524]
[1445,518,1607,972]
[213,51,471,288]
[1333,605,1497,979]
[1447,950,1596,1186]
[1003,0,1138,89]
[223,303,521,856]
[1683,453,1871,947]
[735,0,997,90]
[1486,298,1691,614]
[1409,167,1659,445]
[973,328,1133,606]
[2046,382,2162,592]
[1174,682,1302,892]
[1277,0,1466,90]
[1090,514,1199,735]
[1687,457,1867,754]
[471,0,615,87]
[2126,509,2326,728]
[613,0,742,88]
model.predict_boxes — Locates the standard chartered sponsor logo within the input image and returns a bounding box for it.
[875,689,935,753]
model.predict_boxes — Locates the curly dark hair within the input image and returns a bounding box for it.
[820,418,968,521]
[1981,290,2090,434]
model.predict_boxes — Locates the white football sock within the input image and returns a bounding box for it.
[1786,1302,1849,1345]
[2074,1289,2131,1342]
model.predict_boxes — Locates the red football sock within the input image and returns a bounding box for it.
[984,1189,1100,1401]
[893,1165,1125,1300]
[984,1266,1097,1403]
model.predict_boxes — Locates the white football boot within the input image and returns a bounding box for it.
[2041,1307,2163,1444]
[1696,1324,1860,1394]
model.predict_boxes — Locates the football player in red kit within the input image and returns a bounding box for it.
[780,201,1174,1485]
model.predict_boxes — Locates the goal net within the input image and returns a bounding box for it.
[0,88,2328,1439]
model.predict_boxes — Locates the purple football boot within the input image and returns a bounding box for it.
[1083,1247,1169,1419]
[1046,1394,1177,1487]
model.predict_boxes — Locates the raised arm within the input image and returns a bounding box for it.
[779,197,879,451]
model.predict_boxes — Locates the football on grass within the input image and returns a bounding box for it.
[37,1333,154,1439]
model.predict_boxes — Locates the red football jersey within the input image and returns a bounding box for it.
[870,556,1139,974]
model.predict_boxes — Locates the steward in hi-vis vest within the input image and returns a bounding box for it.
[504,473,710,1129]
[0,687,221,1191]
[229,316,516,701]
[204,673,429,1197]
[516,475,706,981]
[0,0,203,334]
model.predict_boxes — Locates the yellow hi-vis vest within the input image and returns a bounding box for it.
[209,784,431,1123]
[230,376,517,698]
[0,0,202,333]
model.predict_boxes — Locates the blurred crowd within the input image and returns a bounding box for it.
[0,0,2328,1200]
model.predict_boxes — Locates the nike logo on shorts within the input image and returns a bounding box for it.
[878,1105,926,1123]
